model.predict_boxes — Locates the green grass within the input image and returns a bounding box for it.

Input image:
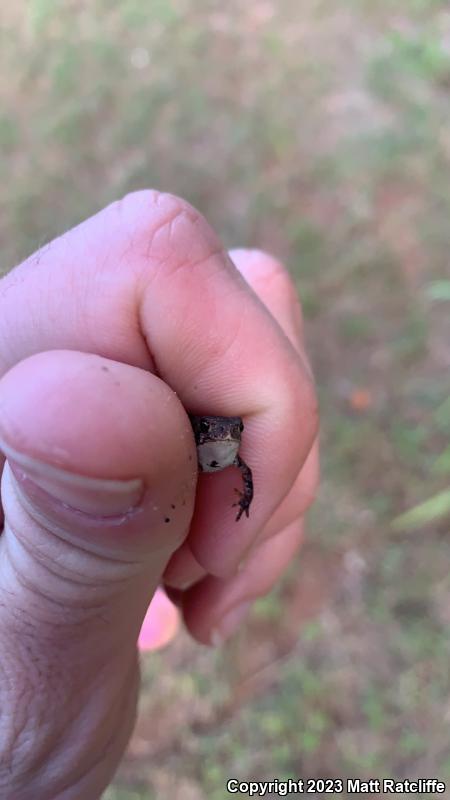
[1,0,450,796]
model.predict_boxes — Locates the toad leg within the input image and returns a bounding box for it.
[232,455,254,521]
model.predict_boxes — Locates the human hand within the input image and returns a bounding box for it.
[0,191,318,798]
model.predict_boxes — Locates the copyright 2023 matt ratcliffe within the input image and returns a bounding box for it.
[226,778,446,795]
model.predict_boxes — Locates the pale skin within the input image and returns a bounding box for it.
[0,191,319,798]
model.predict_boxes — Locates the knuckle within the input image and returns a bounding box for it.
[115,190,224,273]
[116,188,199,221]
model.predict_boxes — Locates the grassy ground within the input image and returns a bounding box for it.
[1,1,450,797]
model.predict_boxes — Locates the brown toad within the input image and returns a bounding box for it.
[189,414,253,521]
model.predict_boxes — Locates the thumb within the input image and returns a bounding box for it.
[0,348,196,643]
[0,349,196,796]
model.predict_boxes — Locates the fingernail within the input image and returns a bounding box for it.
[210,600,251,646]
[1,439,143,516]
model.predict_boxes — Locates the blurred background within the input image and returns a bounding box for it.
[1,1,450,797]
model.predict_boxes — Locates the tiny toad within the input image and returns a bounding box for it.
[189,414,254,521]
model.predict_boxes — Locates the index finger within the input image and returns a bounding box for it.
[0,190,318,574]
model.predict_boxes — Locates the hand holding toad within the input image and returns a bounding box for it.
[0,191,318,798]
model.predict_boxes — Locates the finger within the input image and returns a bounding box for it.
[163,437,318,589]
[182,518,305,645]
[163,246,318,588]
[251,435,319,545]
[0,191,318,578]
[222,247,319,558]
[163,539,207,589]
[229,247,311,368]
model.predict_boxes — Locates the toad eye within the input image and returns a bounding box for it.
[200,419,210,433]
[239,421,244,432]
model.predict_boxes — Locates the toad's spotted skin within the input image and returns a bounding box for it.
[189,414,254,521]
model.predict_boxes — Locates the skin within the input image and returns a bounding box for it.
[0,191,319,798]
